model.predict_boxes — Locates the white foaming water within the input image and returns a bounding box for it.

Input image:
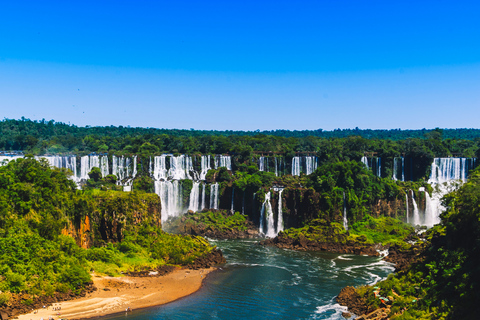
[405,193,409,224]
[210,183,219,209]
[155,180,183,222]
[215,155,232,170]
[201,183,206,210]
[424,157,476,228]
[361,156,369,169]
[305,156,318,175]
[292,156,301,176]
[200,155,211,180]
[411,191,421,226]
[277,189,284,233]
[78,155,109,180]
[260,192,276,237]
[376,157,381,177]
[258,157,266,171]
[35,156,77,179]
[292,156,318,176]
[314,303,349,319]
[392,157,404,181]
[188,182,201,213]
[112,155,137,185]
[343,191,348,231]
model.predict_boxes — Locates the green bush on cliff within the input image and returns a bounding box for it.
[183,210,249,233]
[280,215,413,246]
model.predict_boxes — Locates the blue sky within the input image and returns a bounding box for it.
[1,0,479,130]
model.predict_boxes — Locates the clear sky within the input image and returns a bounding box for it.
[1,0,479,130]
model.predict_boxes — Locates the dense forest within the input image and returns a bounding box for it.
[0,158,218,311]
[1,118,480,159]
[345,166,480,319]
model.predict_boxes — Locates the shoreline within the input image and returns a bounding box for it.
[16,267,214,320]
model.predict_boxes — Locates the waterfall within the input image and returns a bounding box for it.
[260,192,276,237]
[36,156,77,179]
[376,157,381,177]
[215,155,231,170]
[277,189,284,233]
[424,191,440,228]
[79,155,108,180]
[152,155,168,180]
[343,191,348,231]
[411,191,420,226]
[274,157,278,176]
[392,158,398,181]
[188,182,201,213]
[201,183,206,210]
[292,156,301,176]
[210,183,219,209]
[405,193,409,224]
[402,157,405,181]
[169,155,194,180]
[259,157,265,171]
[425,157,475,227]
[305,156,317,175]
[154,180,183,222]
[361,156,369,169]
[231,187,235,214]
[393,157,403,181]
[200,155,211,180]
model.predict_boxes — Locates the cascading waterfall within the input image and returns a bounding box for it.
[259,157,266,172]
[424,157,475,228]
[343,191,348,230]
[260,192,276,238]
[392,157,404,181]
[215,155,232,170]
[37,156,77,179]
[292,156,301,176]
[210,183,219,209]
[274,157,279,176]
[155,180,183,222]
[188,182,201,213]
[401,157,405,181]
[201,183,206,210]
[112,155,137,185]
[277,189,284,233]
[392,158,398,180]
[200,155,211,180]
[411,191,421,226]
[405,193,409,224]
[376,157,381,177]
[361,156,369,169]
[305,156,318,175]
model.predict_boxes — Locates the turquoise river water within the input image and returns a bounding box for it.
[104,239,393,320]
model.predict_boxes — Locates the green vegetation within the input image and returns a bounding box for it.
[354,167,480,319]
[279,215,414,246]
[0,158,216,306]
[183,210,249,233]
[2,119,480,182]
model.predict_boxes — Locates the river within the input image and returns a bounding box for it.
[104,239,393,319]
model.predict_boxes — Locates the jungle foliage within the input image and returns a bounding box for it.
[356,167,480,319]
[0,158,214,306]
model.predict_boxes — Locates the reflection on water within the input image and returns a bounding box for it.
[104,239,393,320]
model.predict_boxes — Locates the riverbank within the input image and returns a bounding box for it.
[16,267,214,320]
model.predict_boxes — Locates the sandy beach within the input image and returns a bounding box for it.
[16,268,214,320]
